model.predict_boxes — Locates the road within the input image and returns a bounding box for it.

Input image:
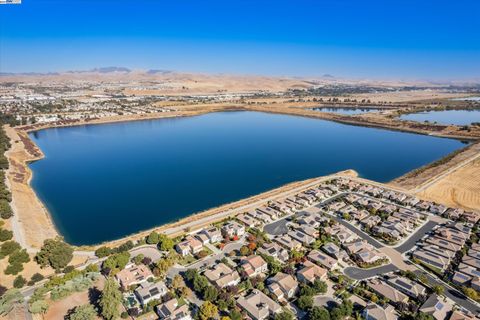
[343,264,398,280]
[394,220,438,253]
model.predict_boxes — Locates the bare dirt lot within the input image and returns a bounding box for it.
[417,158,480,211]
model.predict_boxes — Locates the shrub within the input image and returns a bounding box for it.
[35,238,73,270]
[13,275,26,288]
[0,229,13,242]
[0,200,12,219]
[0,241,20,257]
[4,263,23,275]
[95,246,112,258]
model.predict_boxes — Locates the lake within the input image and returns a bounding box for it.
[400,109,480,125]
[29,111,466,245]
[312,107,383,115]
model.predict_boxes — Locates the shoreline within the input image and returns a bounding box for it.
[6,104,480,250]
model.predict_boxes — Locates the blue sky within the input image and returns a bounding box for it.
[1,0,479,79]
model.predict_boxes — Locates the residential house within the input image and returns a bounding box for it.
[194,233,210,246]
[363,303,398,320]
[200,227,222,243]
[236,213,263,229]
[361,215,381,228]
[367,279,409,304]
[419,294,453,320]
[115,264,154,289]
[135,281,168,306]
[241,255,268,278]
[221,221,245,238]
[156,298,192,320]
[267,272,299,301]
[236,289,282,320]
[386,275,426,299]
[288,230,315,246]
[204,263,241,288]
[425,237,462,252]
[258,242,289,263]
[322,243,346,260]
[412,249,451,271]
[296,260,327,284]
[462,256,480,269]
[274,235,302,251]
[307,249,338,269]
[175,236,203,256]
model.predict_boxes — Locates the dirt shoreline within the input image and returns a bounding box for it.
[5,103,480,250]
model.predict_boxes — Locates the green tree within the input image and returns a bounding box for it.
[0,199,13,219]
[275,309,295,320]
[415,312,435,320]
[13,276,26,288]
[94,246,112,258]
[313,279,328,294]
[99,278,122,320]
[309,307,331,320]
[8,249,30,265]
[203,286,218,301]
[146,231,160,244]
[28,299,49,315]
[0,240,20,257]
[4,263,23,275]
[230,310,243,320]
[0,229,13,242]
[298,295,313,310]
[0,289,24,316]
[158,234,174,251]
[432,285,445,296]
[35,238,73,270]
[193,275,209,293]
[462,287,479,300]
[70,304,97,320]
[198,301,218,320]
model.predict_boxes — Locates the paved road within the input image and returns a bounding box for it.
[343,264,398,280]
[326,213,384,249]
[130,245,163,262]
[394,220,438,253]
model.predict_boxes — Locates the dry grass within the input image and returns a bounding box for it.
[417,159,480,211]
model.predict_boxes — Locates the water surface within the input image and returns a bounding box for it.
[29,111,466,245]
[312,107,383,115]
[400,109,480,125]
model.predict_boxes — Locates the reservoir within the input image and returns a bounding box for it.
[312,107,383,115]
[400,109,480,126]
[29,111,466,245]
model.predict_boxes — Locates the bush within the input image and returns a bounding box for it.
[8,249,30,265]
[4,263,23,275]
[95,246,112,258]
[13,275,26,288]
[0,229,13,242]
[35,238,73,270]
[28,273,45,286]
[0,241,20,257]
[0,200,12,219]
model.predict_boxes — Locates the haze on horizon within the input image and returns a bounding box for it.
[0,0,479,80]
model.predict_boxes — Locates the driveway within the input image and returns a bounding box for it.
[130,245,163,262]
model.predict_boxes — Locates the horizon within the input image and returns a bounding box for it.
[1,0,480,80]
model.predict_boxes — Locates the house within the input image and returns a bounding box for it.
[307,249,338,269]
[425,237,462,252]
[420,245,456,260]
[367,279,409,303]
[274,235,302,251]
[257,206,282,220]
[345,240,372,255]
[462,211,480,224]
[412,249,451,271]
[296,260,327,284]
[236,213,262,229]
[419,294,453,320]
[258,242,289,263]
[385,275,426,298]
[351,209,369,221]
[115,264,154,289]
[200,227,222,243]
[241,255,268,278]
[135,281,168,306]
[363,303,398,320]
[221,221,245,238]
[156,298,192,320]
[175,236,203,256]
[248,210,273,224]
[361,215,381,228]
[296,225,319,238]
[449,310,476,320]
[204,263,241,288]
[322,243,345,259]
[452,271,472,286]
[288,230,315,246]
[267,272,299,301]
[462,256,480,269]
[236,289,282,320]
[355,248,386,265]
[194,233,210,246]
[458,263,480,278]
[269,201,292,214]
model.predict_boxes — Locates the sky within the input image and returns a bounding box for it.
[0,0,479,80]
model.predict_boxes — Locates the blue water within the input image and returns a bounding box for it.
[312,107,382,115]
[400,109,480,125]
[29,111,466,245]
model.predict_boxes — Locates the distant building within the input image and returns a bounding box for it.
[236,289,282,320]
[135,281,168,306]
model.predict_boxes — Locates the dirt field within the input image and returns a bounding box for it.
[417,158,480,211]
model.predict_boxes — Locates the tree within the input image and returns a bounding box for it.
[35,238,73,270]
[230,310,243,320]
[432,285,445,296]
[0,229,13,242]
[0,289,24,316]
[203,286,218,301]
[0,199,13,219]
[462,287,479,300]
[275,309,295,320]
[4,263,23,275]
[70,304,97,320]
[240,246,250,256]
[313,279,328,294]
[28,273,45,286]
[298,295,313,310]
[146,231,160,244]
[99,278,122,320]
[8,249,30,265]
[198,301,218,320]
[184,268,198,282]
[193,275,209,293]
[29,299,49,315]
[415,312,435,320]
[158,234,174,251]
[171,274,184,290]
[309,307,331,320]
[94,246,112,258]
[102,251,130,272]
[0,241,20,257]
[13,276,26,288]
